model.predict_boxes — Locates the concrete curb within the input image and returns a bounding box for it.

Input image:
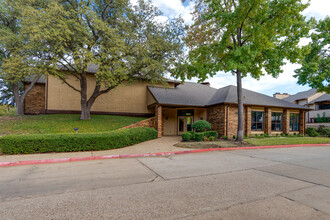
[1,143,329,167]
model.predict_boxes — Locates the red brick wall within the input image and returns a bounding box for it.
[24,83,46,115]
[207,105,227,137]
[121,116,157,130]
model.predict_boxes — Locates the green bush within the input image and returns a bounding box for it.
[191,120,211,132]
[187,131,195,140]
[208,136,215,141]
[0,127,157,155]
[317,126,330,137]
[233,135,236,140]
[203,131,218,139]
[306,127,319,137]
[182,132,193,141]
[297,134,304,137]
[194,132,204,141]
[222,135,229,140]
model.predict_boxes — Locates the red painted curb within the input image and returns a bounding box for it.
[0,143,329,168]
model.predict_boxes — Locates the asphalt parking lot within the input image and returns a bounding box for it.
[1,146,330,219]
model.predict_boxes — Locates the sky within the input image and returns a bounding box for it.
[148,0,330,97]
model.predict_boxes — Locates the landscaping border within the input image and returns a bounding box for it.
[1,143,329,167]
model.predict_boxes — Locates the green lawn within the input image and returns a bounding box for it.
[245,137,330,146]
[0,114,147,135]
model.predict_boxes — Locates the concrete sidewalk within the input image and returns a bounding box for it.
[0,136,187,162]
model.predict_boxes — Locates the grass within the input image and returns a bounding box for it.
[0,105,16,116]
[245,137,330,146]
[0,114,147,135]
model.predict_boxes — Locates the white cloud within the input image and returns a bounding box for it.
[303,0,330,20]
[151,0,195,24]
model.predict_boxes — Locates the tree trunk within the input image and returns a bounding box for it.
[236,70,244,142]
[12,82,24,115]
[12,77,41,116]
[80,73,91,120]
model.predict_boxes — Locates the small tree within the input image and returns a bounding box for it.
[295,17,329,93]
[0,0,43,115]
[177,0,311,142]
[14,0,184,120]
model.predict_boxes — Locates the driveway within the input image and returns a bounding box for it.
[1,146,330,219]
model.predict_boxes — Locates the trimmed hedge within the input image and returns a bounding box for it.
[182,132,193,141]
[0,127,157,155]
[203,131,218,139]
[181,130,219,142]
[191,120,211,132]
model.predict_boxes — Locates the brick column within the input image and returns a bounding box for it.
[265,108,272,135]
[156,105,162,137]
[245,106,251,137]
[283,109,290,134]
[299,110,305,135]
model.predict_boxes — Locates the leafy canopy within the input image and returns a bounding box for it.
[7,0,185,88]
[294,17,330,93]
[176,0,311,81]
[0,0,45,84]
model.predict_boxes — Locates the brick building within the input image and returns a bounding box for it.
[24,73,309,137]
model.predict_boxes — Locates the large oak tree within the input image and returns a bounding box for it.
[11,0,184,119]
[177,0,311,141]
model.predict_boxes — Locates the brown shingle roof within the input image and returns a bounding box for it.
[148,83,310,110]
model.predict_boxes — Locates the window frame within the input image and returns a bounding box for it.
[271,112,283,131]
[251,111,264,131]
[289,113,300,131]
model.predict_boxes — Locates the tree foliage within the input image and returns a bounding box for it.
[8,0,184,119]
[0,0,43,115]
[294,17,330,93]
[177,0,311,141]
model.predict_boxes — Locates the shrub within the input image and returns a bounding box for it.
[194,132,204,141]
[203,136,208,141]
[187,131,195,140]
[191,120,211,132]
[317,126,330,137]
[264,133,270,138]
[203,131,218,139]
[280,133,285,137]
[254,134,258,138]
[208,136,215,141]
[182,132,193,141]
[233,135,236,140]
[259,134,264,138]
[222,135,229,140]
[0,127,157,155]
[306,127,319,137]
[285,133,289,137]
[297,134,304,137]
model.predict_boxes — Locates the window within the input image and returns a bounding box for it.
[271,113,282,131]
[319,104,330,109]
[251,111,264,131]
[177,109,194,116]
[290,113,299,131]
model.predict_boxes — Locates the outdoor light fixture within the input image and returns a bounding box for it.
[74,128,79,133]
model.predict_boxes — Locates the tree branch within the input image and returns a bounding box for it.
[21,76,41,100]
[58,75,81,93]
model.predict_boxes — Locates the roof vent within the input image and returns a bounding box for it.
[200,82,210,86]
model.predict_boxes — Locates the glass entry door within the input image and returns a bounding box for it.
[178,116,193,135]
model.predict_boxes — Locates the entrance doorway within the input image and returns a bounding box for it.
[177,109,194,135]
[178,116,193,135]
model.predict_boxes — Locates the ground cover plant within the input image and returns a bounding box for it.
[0,114,146,135]
[0,127,157,155]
